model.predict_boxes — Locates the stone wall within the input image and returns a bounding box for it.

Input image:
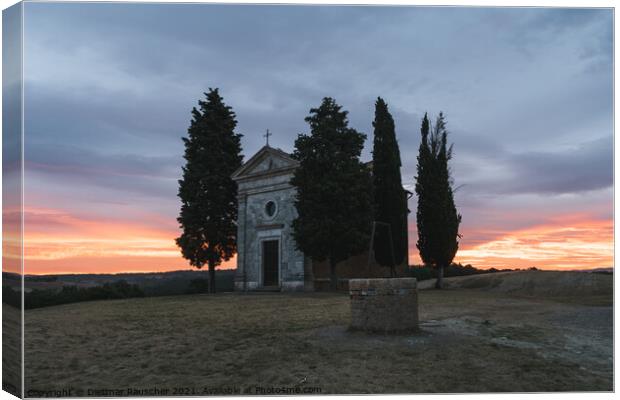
[349,278,418,333]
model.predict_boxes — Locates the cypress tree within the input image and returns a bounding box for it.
[176,88,243,293]
[291,97,373,290]
[371,97,408,274]
[415,112,461,289]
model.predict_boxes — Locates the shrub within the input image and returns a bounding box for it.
[407,263,513,281]
[186,278,209,294]
[23,280,144,309]
[2,286,21,308]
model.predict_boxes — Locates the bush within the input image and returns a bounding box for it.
[2,286,21,308]
[24,280,144,309]
[407,263,513,281]
[186,278,209,294]
[407,266,435,281]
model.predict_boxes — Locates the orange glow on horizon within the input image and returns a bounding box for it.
[410,218,613,271]
[12,207,614,275]
[19,207,236,275]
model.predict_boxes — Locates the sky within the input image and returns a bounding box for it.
[14,3,613,274]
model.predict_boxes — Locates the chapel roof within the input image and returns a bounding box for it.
[231,145,299,180]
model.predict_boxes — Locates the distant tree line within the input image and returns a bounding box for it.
[3,280,143,309]
[2,271,236,309]
[407,263,520,282]
[2,286,21,308]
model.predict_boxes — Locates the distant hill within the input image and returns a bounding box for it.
[417,270,613,301]
[3,269,237,309]
[18,269,236,295]
[406,264,613,282]
[570,267,613,274]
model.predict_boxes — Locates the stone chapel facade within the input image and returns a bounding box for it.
[231,145,408,292]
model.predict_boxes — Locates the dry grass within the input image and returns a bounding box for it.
[418,270,613,300]
[3,303,22,397]
[22,276,613,394]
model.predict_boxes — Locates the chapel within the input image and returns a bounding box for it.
[231,144,408,291]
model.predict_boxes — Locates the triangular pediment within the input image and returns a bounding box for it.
[232,146,299,180]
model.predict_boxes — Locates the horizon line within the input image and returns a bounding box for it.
[7,265,614,277]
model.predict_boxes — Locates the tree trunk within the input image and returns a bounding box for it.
[435,264,444,289]
[208,261,216,294]
[329,259,338,291]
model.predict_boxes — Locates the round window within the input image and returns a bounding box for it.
[265,201,277,218]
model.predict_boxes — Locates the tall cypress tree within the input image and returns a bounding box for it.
[176,88,243,293]
[291,97,372,290]
[416,113,433,266]
[415,112,461,289]
[371,97,408,274]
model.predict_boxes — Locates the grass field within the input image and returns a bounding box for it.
[20,271,613,394]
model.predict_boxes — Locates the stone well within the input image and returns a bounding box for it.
[349,278,419,333]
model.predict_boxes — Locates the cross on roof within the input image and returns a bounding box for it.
[263,129,272,146]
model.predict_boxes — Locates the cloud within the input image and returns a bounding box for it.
[28,143,179,180]
[455,218,613,270]
[19,3,613,272]
[503,137,612,194]
[455,136,612,196]
[21,207,236,274]
[25,143,180,204]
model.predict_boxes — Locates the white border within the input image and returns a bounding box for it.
[0,2,616,400]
